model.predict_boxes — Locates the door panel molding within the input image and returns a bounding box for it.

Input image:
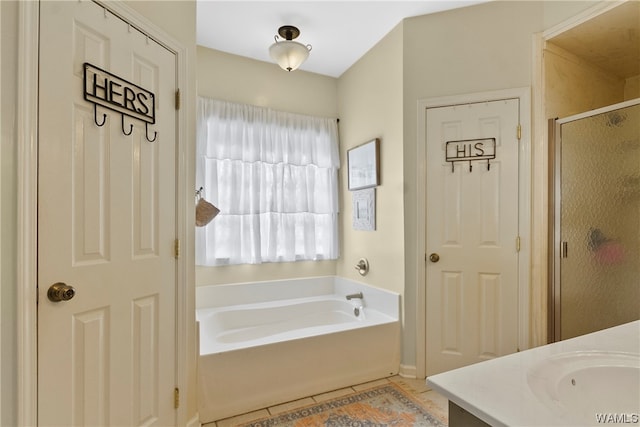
[17,1,193,425]
[416,87,531,378]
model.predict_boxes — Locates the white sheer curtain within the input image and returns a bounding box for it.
[196,97,340,265]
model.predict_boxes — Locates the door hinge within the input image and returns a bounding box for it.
[175,89,180,110]
[174,387,180,409]
[517,124,522,141]
[516,236,521,252]
[174,239,180,259]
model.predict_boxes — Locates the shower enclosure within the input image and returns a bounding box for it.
[551,99,640,341]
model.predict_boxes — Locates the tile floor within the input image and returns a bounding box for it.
[204,375,449,427]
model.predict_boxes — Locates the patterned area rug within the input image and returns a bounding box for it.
[238,383,447,427]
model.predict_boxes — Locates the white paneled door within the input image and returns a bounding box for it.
[38,2,178,425]
[425,99,520,376]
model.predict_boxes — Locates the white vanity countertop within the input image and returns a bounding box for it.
[426,321,640,427]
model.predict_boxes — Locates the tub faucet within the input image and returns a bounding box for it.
[346,292,363,300]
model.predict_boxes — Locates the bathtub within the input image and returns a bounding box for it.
[196,276,401,423]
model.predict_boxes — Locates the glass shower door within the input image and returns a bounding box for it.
[556,101,640,341]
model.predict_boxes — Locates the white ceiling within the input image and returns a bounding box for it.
[196,1,490,77]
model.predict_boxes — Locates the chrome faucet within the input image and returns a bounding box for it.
[346,292,363,300]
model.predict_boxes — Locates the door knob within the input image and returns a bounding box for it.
[429,253,440,263]
[47,282,76,302]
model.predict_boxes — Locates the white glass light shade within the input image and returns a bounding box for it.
[269,40,311,72]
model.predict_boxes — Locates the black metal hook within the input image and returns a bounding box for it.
[94,104,106,127]
[122,115,133,136]
[145,123,157,142]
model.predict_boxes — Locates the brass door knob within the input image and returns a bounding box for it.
[47,282,76,302]
[429,253,440,263]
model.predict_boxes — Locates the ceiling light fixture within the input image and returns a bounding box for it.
[269,25,312,72]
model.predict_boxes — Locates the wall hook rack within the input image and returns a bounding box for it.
[83,62,158,143]
[93,104,107,127]
[122,116,133,136]
[145,123,157,142]
[445,137,496,173]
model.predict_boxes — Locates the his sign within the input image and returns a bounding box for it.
[445,138,496,172]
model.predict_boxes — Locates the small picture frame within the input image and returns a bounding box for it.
[352,188,375,231]
[347,138,380,191]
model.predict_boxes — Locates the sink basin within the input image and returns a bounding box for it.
[527,351,640,425]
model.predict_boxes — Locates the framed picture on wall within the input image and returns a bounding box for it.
[347,138,380,190]
[352,188,375,231]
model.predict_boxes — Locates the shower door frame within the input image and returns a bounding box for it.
[550,98,640,342]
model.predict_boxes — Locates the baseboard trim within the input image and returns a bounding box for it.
[399,364,418,379]
[187,413,201,427]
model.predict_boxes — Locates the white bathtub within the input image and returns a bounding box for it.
[196,276,401,423]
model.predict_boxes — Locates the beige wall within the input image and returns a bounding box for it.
[336,25,405,293]
[544,40,639,120]
[626,75,640,100]
[197,46,338,118]
[401,1,545,369]
[400,1,599,368]
[195,46,339,286]
[545,42,626,119]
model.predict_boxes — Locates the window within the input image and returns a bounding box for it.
[196,97,340,265]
